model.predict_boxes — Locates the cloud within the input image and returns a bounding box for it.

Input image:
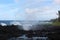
[26,0,48,3]
[0,8,19,20]
[0,0,58,20]
[25,7,57,14]
[14,0,19,3]
[54,0,60,5]
[25,6,58,20]
[0,4,19,20]
[25,8,41,14]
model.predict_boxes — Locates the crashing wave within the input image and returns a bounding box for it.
[0,23,7,26]
[10,21,23,30]
[22,24,32,30]
[10,21,22,26]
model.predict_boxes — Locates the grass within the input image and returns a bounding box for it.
[52,21,60,26]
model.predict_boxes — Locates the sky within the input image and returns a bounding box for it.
[0,0,60,20]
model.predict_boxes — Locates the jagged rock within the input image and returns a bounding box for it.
[0,25,23,40]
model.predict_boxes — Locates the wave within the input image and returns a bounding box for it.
[0,22,7,26]
[10,21,22,25]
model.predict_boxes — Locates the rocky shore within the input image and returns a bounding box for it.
[0,24,60,40]
[0,25,24,40]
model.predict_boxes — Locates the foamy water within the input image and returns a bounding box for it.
[0,20,52,30]
[8,35,48,40]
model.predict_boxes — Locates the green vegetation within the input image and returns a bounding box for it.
[50,11,60,26]
[50,17,60,26]
[52,21,60,26]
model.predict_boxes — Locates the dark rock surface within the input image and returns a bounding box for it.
[46,26,60,40]
[0,25,23,40]
[0,24,60,40]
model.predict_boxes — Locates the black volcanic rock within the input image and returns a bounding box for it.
[46,26,60,40]
[0,25,23,40]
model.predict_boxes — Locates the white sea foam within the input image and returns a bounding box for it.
[0,23,7,26]
[10,21,22,26]
[22,24,32,30]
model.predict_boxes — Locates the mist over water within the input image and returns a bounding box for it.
[0,20,51,40]
[0,20,52,30]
